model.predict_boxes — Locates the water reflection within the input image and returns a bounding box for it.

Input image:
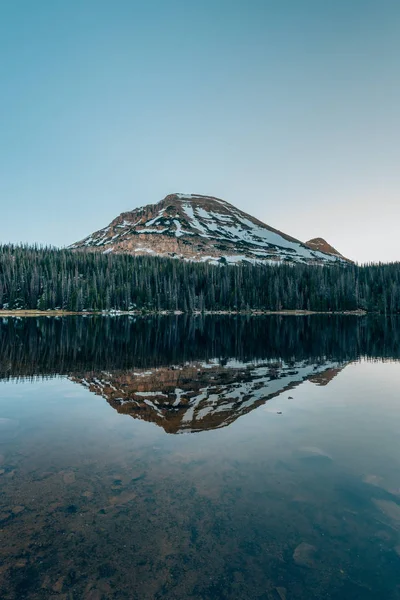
[1,314,400,378]
[1,315,398,434]
[70,359,347,433]
[0,316,400,599]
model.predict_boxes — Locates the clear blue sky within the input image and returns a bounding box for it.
[1,0,399,262]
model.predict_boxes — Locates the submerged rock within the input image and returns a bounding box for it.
[293,542,317,568]
[52,576,65,593]
[63,471,76,484]
[12,505,25,515]
[274,587,287,600]
[373,499,400,523]
[363,474,383,486]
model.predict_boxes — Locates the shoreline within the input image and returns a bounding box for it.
[0,309,368,317]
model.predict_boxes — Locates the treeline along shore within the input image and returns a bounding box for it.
[1,244,400,314]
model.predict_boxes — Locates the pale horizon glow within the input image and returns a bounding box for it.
[1,1,399,264]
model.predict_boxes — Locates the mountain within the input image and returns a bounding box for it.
[69,193,349,265]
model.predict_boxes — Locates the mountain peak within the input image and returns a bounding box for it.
[70,194,349,265]
[305,237,350,261]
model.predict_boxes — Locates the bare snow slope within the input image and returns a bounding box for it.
[69,193,349,265]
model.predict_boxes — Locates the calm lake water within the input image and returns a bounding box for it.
[0,315,400,599]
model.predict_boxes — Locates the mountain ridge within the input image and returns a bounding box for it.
[69,193,350,265]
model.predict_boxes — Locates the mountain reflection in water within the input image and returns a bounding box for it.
[1,315,399,433]
[70,360,346,434]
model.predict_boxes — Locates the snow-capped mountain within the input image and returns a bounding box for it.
[69,193,350,265]
[70,358,347,434]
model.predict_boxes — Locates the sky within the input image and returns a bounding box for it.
[0,0,399,263]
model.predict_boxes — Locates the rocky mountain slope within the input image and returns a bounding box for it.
[69,193,350,265]
[305,237,349,261]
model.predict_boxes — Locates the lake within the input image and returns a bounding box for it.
[0,315,400,599]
